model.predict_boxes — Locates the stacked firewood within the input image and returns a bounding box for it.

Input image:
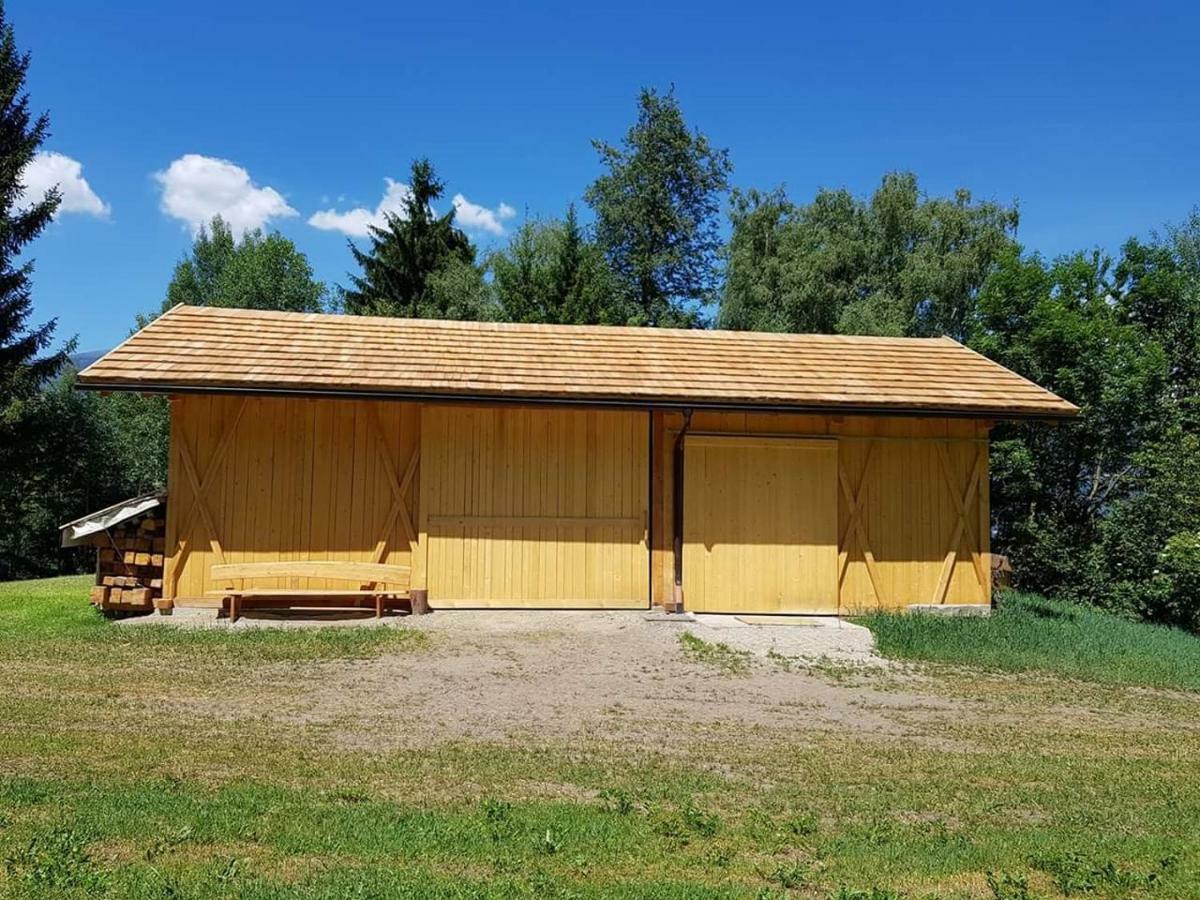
[88,515,167,614]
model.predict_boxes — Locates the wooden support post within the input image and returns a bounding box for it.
[670,409,692,613]
[410,588,430,615]
[412,523,428,596]
[412,408,430,598]
[374,594,384,618]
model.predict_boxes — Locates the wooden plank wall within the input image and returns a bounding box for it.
[420,405,648,608]
[167,396,987,613]
[652,411,992,612]
[165,395,419,603]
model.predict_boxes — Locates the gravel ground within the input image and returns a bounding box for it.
[126,605,880,665]
[135,606,963,753]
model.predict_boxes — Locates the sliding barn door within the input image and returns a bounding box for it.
[421,406,649,608]
[683,436,838,614]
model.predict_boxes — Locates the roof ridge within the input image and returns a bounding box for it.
[180,305,952,346]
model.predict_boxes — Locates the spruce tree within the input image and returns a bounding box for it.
[552,203,589,323]
[586,87,731,327]
[341,158,483,318]
[0,1,64,420]
[0,1,74,579]
[489,204,626,325]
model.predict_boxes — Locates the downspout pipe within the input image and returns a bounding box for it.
[671,408,693,613]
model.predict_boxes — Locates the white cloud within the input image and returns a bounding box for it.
[309,180,517,238]
[155,153,296,237]
[20,152,110,218]
[452,193,516,236]
[307,178,411,237]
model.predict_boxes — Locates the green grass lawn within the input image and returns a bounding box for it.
[861,591,1200,691]
[679,630,754,674]
[0,575,425,665]
[1,576,1199,898]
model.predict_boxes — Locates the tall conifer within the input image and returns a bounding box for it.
[0,1,65,418]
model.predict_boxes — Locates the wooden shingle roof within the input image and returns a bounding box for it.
[77,305,1077,419]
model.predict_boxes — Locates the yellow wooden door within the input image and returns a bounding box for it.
[683,436,838,613]
[421,405,649,608]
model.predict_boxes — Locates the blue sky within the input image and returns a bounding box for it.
[15,0,1200,350]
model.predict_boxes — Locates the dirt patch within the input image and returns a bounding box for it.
[154,610,970,751]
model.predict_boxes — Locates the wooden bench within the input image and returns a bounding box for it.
[208,561,417,622]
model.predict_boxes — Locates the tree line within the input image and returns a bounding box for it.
[1,4,1197,631]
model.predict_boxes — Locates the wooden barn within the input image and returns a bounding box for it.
[77,305,1076,618]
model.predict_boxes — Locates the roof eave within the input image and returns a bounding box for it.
[73,378,1080,422]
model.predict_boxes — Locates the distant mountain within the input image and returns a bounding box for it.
[68,349,108,371]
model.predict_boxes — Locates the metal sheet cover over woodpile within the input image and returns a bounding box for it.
[59,493,168,614]
[77,304,1078,418]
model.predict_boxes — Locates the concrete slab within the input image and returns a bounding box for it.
[643,610,698,623]
[116,605,884,665]
[736,615,825,627]
[691,613,880,663]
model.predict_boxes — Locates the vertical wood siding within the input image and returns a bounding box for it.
[167,396,986,613]
[420,405,649,608]
[683,436,839,613]
[165,395,419,602]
